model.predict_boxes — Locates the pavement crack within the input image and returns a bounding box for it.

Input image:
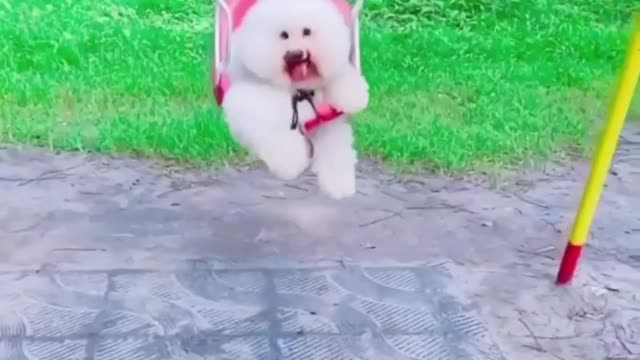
[359,211,401,227]
[18,163,85,186]
[518,317,568,360]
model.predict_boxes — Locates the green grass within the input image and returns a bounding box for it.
[0,0,637,170]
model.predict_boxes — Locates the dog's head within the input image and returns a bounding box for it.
[233,0,352,88]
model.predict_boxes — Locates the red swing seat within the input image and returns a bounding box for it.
[212,0,363,133]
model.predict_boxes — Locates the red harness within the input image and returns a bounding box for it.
[214,74,344,134]
[302,105,342,133]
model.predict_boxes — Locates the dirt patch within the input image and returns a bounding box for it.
[1,127,639,359]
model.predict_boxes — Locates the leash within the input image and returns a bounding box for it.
[290,89,318,158]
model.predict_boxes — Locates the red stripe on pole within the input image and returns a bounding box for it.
[556,243,583,285]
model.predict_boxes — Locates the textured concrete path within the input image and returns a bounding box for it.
[1,128,640,360]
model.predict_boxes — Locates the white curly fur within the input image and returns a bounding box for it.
[221,0,369,199]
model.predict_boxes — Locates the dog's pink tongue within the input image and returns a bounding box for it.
[290,63,309,82]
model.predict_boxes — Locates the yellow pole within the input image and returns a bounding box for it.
[557,17,640,285]
[570,19,640,246]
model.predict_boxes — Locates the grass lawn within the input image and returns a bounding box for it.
[0,0,637,171]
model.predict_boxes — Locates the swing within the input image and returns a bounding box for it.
[212,0,364,134]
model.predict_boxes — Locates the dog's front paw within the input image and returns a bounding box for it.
[316,166,356,200]
[259,135,310,180]
[326,71,369,115]
[267,155,309,180]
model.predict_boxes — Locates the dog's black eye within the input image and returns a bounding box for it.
[302,28,311,36]
[280,31,289,39]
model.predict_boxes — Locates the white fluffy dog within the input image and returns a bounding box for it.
[221,0,369,199]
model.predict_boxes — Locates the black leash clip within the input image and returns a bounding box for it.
[290,89,318,130]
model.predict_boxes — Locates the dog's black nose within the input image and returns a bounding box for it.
[284,50,305,63]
